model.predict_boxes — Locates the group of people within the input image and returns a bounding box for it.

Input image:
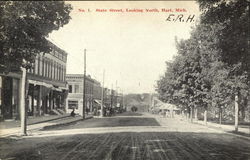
[70,107,121,117]
[104,108,116,117]
[92,107,116,117]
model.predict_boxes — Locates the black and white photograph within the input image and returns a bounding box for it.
[0,0,249,159]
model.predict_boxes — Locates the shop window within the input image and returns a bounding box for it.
[68,100,78,109]
[0,76,2,107]
[12,79,19,116]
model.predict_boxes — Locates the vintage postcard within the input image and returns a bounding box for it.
[0,1,249,160]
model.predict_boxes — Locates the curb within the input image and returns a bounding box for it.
[0,116,93,138]
[28,115,71,125]
[41,116,93,130]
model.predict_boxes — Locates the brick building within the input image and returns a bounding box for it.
[66,74,103,115]
[0,41,68,120]
[93,79,102,111]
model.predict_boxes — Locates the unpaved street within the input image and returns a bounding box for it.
[0,112,250,160]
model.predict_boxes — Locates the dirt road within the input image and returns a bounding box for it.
[0,112,249,160]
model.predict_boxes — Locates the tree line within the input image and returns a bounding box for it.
[156,0,249,130]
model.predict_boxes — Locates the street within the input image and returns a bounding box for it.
[0,112,250,160]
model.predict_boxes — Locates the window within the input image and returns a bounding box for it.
[56,63,59,80]
[61,66,64,81]
[35,57,38,75]
[48,61,51,78]
[59,64,61,81]
[39,57,43,76]
[79,85,83,93]
[62,66,64,82]
[75,84,79,93]
[0,76,2,106]
[54,63,57,80]
[43,59,45,77]
[12,79,19,115]
[46,60,49,77]
[31,63,34,74]
[68,100,78,109]
[51,61,54,80]
[44,59,47,77]
[69,85,72,93]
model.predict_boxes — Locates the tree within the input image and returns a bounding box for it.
[157,19,248,126]
[197,0,249,131]
[0,1,72,135]
[0,1,72,72]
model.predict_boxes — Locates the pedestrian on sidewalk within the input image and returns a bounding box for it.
[71,108,76,117]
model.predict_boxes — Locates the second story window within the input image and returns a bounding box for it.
[75,84,79,93]
[69,85,72,93]
[38,57,43,76]
[35,57,38,75]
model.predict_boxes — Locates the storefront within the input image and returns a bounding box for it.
[27,80,67,116]
[0,75,68,121]
[0,76,20,120]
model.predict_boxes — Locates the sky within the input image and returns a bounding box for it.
[49,1,200,94]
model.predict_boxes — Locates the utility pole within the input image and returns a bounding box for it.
[101,70,105,117]
[122,89,125,111]
[111,83,113,109]
[82,49,86,119]
[115,80,118,109]
[20,66,27,135]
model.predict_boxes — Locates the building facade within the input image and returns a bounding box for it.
[0,42,68,120]
[66,74,100,115]
[93,79,102,112]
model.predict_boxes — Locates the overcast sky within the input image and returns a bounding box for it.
[49,1,200,94]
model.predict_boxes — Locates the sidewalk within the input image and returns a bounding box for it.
[148,112,250,138]
[183,118,250,140]
[194,119,250,136]
[0,114,93,137]
[0,114,71,129]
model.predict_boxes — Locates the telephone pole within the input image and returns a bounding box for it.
[111,83,113,109]
[101,69,105,117]
[82,49,86,119]
[20,67,27,135]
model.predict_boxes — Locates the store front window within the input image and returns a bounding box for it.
[12,78,19,119]
[68,100,78,109]
[0,76,2,116]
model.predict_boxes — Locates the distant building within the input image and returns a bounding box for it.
[66,74,103,115]
[103,88,123,109]
[0,41,68,120]
[124,93,152,112]
[93,79,102,111]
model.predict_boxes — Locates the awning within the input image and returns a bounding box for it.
[94,99,102,105]
[94,99,107,108]
[52,87,62,92]
[59,86,68,90]
[28,79,53,88]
